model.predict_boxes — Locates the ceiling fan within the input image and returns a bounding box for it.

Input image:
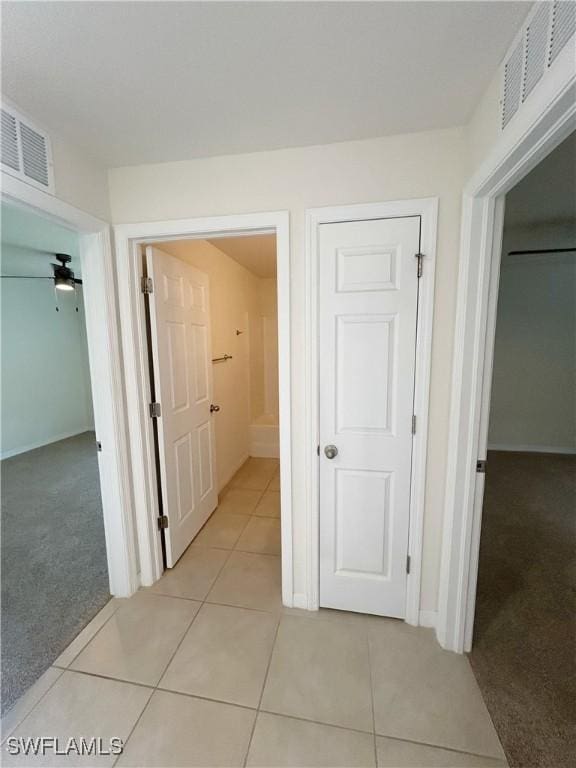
[51,254,83,291]
[0,253,83,290]
[1,252,83,311]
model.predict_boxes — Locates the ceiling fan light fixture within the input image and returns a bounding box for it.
[54,274,75,291]
[53,254,76,291]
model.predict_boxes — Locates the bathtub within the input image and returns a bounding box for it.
[250,414,279,458]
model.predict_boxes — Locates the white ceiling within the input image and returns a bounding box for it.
[208,235,277,278]
[1,1,530,167]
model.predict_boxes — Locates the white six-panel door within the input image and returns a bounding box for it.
[146,246,218,567]
[319,217,420,617]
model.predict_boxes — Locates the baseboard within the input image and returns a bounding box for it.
[250,443,280,459]
[291,593,310,610]
[218,453,250,493]
[487,442,576,455]
[0,428,95,460]
[419,610,437,628]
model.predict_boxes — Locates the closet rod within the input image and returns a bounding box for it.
[508,247,576,256]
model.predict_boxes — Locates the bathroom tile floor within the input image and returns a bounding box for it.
[1,458,507,767]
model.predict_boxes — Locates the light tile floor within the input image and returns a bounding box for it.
[1,459,507,767]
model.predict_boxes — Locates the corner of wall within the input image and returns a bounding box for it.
[50,131,111,222]
[463,69,502,180]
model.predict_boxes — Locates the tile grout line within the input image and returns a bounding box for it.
[154,687,258,714]
[59,599,122,669]
[110,685,154,768]
[256,708,375,738]
[58,667,156,692]
[373,729,510,762]
[155,542,235,681]
[366,629,378,767]
[241,608,283,767]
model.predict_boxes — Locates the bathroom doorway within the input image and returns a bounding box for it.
[142,233,282,593]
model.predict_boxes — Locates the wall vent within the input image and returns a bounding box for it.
[549,0,576,65]
[523,3,551,101]
[501,1,576,130]
[502,38,523,129]
[0,104,54,193]
[1,109,20,172]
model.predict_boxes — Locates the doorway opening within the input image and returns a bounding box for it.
[0,201,109,714]
[144,235,282,600]
[468,132,575,768]
[114,211,291,604]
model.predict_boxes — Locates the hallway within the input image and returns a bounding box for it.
[2,459,506,767]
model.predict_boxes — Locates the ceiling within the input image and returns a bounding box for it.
[1,2,530,167]
[1,203,80,277]
[505,131,576,230]
[209,235,277,278]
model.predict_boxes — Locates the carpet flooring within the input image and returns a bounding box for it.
[469,450,576,768]
[1,432,110,715]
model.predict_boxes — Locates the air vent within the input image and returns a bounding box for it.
[1,109,20,172]
[502,38,523,129]
[549,0,576,65]
[0,104,54,192]
[523,3,551,101]
[501,1,576,131]
[20,123,50,187]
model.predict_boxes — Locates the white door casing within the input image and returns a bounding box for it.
[146,245,218,566]
[319,217,421,617]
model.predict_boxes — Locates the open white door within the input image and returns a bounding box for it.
[146,245,218,566]
[319,217,420,617]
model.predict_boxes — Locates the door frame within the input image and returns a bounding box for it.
[1,173,137,597]
[114,211,293,602]
[304,198,438,624]
[437,51,575,653]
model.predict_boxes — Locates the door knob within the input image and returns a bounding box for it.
[324,445,338,459]
[210,404,220,413]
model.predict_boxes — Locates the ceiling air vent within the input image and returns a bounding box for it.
[523,3,551,101]
[501,1,576,131]
[0,104,54,193]
[502,38,523,129]
[1,109,20,172]
[549,0,576,65]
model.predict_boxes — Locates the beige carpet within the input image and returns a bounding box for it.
[469,450,576,768]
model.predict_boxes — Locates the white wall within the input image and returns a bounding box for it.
[156,238,274,490]
[1,252,95,458]
[464,69,502,177]
[249,277,279,423]
[50,131,111,221]
[258,278,279,421]
[488,224,576,453]
[110,127,467,612]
